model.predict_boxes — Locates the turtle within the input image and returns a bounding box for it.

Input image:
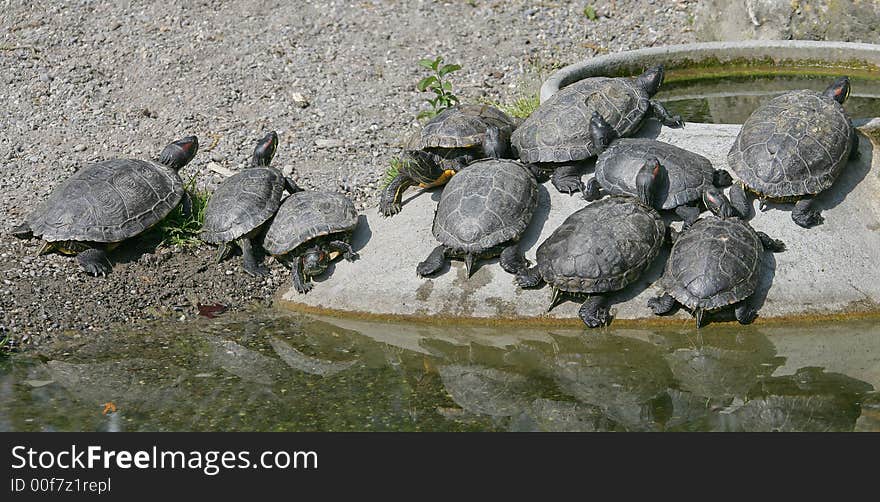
[726,76,859,228]
[585,112,733,226]
[263,190,359,293]
[516,158,666,328]
[416,158,539,279]
[200,131,300,277]
[10,136,199,275]
[510,65,682,195]
[378,104,516,216]
[647,187,786,328]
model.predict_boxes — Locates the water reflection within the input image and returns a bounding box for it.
[0,312,877,432]
[656,73,880,124]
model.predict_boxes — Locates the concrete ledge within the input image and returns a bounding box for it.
[279,119,880,324]
[540,41,880,103]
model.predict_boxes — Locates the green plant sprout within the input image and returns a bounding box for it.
[416,56,462,120]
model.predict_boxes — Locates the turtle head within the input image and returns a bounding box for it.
[823,76,851,105]
[302,247,330,277]
[635,65,665,96]
[635,157,664,207]
[159,136,199,170]
[483,126,509,159]
[703,186,736,219]
[252,131,278,167]
[590,112,617,153]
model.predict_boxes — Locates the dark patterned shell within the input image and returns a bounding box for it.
[662,217,763,310]
[200,167,285,244]
[416,104,516,149]
[512,77,651,163]
[263,191,358,256]
[27,159,183,243]
[432,159,538,253]
[536,197,665,293]
[596,139,715,210]
[727,90,854,197]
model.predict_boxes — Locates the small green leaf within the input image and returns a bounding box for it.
[439,64,462,77]
[417,76,438,91]
[418,58,435,69]
[432,56,443,69]
[583,5,597,21]
[442,81,453,91]
[417,110,437,120]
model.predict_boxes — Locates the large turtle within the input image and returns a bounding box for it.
[511,65,682,195]
[416,158,539,278]
[586,113,732,226]
[263,190,359,293]
[379,104,516,216]
[516,159,666,328]
[727,76,859,228]
[10,136,199,275]
[200,131,300,277]
[648,187,785,328]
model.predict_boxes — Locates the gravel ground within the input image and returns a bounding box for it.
[0,0,698,348]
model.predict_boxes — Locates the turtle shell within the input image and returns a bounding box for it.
[263,191,358,256]
[511,76,651,163]
[200,167,285,244]
[596,138,715,210]
[432,159,538,253]
[536,196,665,293]
[661,217,763,311]
[727,89,854,198]
[416,104,516,149]
[27,159,184,243]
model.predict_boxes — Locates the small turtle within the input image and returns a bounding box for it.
[516,158,666,328]
[511,65,682,195]
[263,190,359,293]
[416,158,539,278]
[200,132,300,277]
[727,76,859,228]
[379,104,516,216]
[11,136,199,275]
[648,187,786,328]
[586,113,732,226]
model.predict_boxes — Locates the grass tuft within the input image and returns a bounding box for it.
[495,94,541,119]
[381,158,404,189]
[152,176,211,248]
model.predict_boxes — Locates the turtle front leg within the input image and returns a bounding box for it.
[214,242,231,263]
[378,174,415,217]
[515,265,544,289]
[77,246,112,277]
[10,222,32,239]
[583,176,602,201]
[551,164,585,195]
[734,298,758,325]
[499,243,530,276]
[578,295,610,329]
[328,240,358,261]
[647,293,677,315]
[417,245,447,277]
[290,256,312,294]
[756,231,786,252]
[238,237,269,277]
[285,177,303,194]
[675,205,701,228]
[792,197,823,228]
[649,100,683,128]
[180,191,193,220]
[728,183,753,220]
[849,129,860,160]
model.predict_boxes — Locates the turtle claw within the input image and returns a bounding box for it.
[344,251,359,262]
[551,176,584,195]
[294,282,313,294]
[244,263,270,278]
[378,203,402,217]
[77,248,111,277]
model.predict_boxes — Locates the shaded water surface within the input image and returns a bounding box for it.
[1,312,878,432]
[656,73,880,124]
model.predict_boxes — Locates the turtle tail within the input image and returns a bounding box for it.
[464,253,476,278]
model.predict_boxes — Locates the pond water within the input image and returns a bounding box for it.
[1,311,877,432]
[656,72,880,124]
